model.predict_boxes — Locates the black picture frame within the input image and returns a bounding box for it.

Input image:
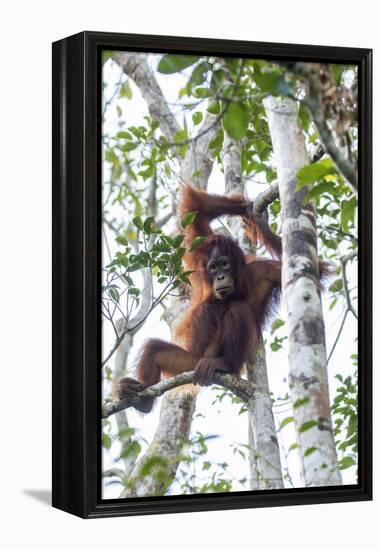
[52,31,372,519]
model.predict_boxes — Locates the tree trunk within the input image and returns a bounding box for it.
[263,96,342,486]
[246,339,284,488]
[223,133,284,489]
[120,389,196,497]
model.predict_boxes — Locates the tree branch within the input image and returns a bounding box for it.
[248,146,323,218]
[283,62,358,193]
[103,371,254,418]
[102,267,154,367]
[340,250,358,320]
[251,183,279,215]
[180,111,221,186]
[112,52,181,155]
[327,308,349,364]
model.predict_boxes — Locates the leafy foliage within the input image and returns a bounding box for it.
[332,361,358,475]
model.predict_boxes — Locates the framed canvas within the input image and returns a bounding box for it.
[52,31,372,518]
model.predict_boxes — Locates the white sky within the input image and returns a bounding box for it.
[101,53,358,498]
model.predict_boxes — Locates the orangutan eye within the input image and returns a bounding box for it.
[208,262,217,272]
[221,259,230,269]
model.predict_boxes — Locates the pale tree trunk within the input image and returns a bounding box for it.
[120,389,196,497]
[223,134,283,489]
[263,96,342,486]
[248,423,259,490]
[113,52,220,496]
[246,340,283,488]
[180,111,218,187]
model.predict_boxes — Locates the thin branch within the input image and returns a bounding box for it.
[327,254,357,367]
[324,225,358,243]
[103,371,255,418]
[156,211,173,228]
[327,308,349,364]
[341,250,358,264]
[340,251,358,319]
[247,146,323,217]
[103,71,125,117]
[102,268,154,367]
[102,468,126,480]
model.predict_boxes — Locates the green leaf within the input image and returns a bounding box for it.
[132,216,143,230]
[190,236,207,250]
[222,102,249,140]
[172,247,186,261]
[189,62,209,86]
[102,50,113,64]
[181,211,198,228]
[305,181,336,201]
[140,456,168,476]
[174,129,188,144]
[299,420,318,433]
[208,129,224,150]
[341,197,357,232]
[116,130,133,140]
[157,55,199,74]
[210,68,225,90]
[139,165,155,180]
[179,270,194,284]
[192,111,203,125]
[115,236,128,246]
[339,456,356,470]
[295,159,335,189]
[271,318,285,334]
[207,100,221,114]
[102,434,112,449]
[299,102,311,131]
[270,340,282,352]
[118,426,136,439]
[279,416,294,430]
[120,80,132,99]
[172,234,185,248]
[116,253,129,268]
[304,446,318,457]
[331,64,345,86]
[108,287,119,302]
[329,279,343,293]
[121,440,141,459]
[193,87,213,98]
[161,235,176,248]
[293,396,310,408]
[128,287,140,297]
[254,71,293,96]
[143,216,155,234]
[120,142,138,152]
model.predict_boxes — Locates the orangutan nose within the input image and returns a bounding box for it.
[217,273,226,281]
